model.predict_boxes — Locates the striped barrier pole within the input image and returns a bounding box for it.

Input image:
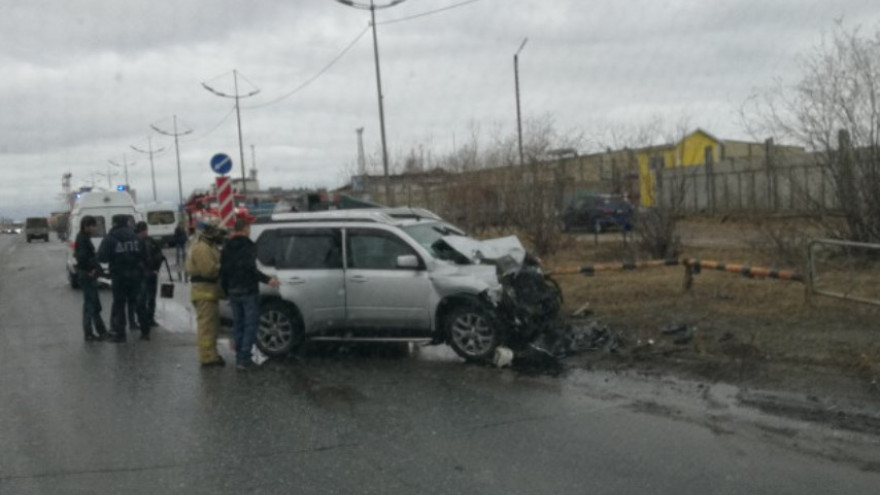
[682,258,804,290]
[550,259,681,276]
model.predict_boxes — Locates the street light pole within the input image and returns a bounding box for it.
[96,168,118,189]
[131,136,167,201]
[336,0,406,205]
[152,115,193,208]
[202,69,260,197]
[514,37,528,166]
[108,154,135,190]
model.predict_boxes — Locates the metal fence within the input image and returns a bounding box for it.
[807,238,880,307]
[658,162,836,214]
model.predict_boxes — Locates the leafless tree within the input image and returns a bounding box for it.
[744,22,880,243]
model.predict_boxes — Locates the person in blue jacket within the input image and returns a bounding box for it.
[98,215,146,342]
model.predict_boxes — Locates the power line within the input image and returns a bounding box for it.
[246,25,371,109]
[180,105,237,143]
[379,0,482,25]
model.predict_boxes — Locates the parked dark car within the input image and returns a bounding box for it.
[561,194,634,233]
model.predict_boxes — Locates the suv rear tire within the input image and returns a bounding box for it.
[256,300,303,357]
[445,304,500,362]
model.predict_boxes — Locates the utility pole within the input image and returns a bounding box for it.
[131,136,166,201]
[336,0,407,205]
[108,154,135,191]
[250,144,257,180]
[152,115,193,208]
[514,37,528,166]
[96,167,118,189]
[202,70,260,196]
[356,127,366,176]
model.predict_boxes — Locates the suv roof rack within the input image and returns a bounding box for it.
[256,207,442,225]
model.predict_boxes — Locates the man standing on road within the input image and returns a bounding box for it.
[135,221,164,339]
[173,220,189,282]
[74,215,108,342]
[186,224,226,367]
[98,215,145,343]
[220,218,280,371]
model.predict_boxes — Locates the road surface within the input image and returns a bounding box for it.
[1,234,878,494]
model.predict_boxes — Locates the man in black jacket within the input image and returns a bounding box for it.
[74,215,108,341]
[135,221,165,338]
[98,215,146,342]
[220,218,279,371]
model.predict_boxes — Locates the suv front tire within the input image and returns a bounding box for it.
[256,300,304,357]
[445,304,500,362]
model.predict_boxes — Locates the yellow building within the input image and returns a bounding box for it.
[637,129,721,207]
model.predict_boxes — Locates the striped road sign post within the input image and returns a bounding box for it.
[216,176,235,228]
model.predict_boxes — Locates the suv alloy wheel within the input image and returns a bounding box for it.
[256,300,304,356]
[445,304,500,362]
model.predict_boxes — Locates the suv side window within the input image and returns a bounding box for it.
[255,230,280,266]
[346,228,419,270]
[275,228,342,270]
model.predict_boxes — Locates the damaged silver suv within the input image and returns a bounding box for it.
[250,208,562,362]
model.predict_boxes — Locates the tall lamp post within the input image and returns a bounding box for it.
[202,70,260,197]
[108,155,135,190]
[131,137,166,201]
[152,115,193,208]
[95,168,118,189]
[514,37,528,166]
[335,0,406,205]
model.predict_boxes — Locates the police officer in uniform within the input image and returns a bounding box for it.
[98,215,146,342]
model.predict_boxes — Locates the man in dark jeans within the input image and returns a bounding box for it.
[98,215,146,343]
[74,215,108,341]
[220,218,280,371]
[173,221,189,282]
[135,221,165,338]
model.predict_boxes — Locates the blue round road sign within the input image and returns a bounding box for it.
[210,153,233,175]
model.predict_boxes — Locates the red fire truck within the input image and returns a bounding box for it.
[183,189,253,231]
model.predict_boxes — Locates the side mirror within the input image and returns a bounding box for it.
[396,254,420,269]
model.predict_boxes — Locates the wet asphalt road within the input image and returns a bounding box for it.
[2,234,880,494]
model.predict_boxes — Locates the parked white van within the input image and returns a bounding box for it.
[66,190,141,288]
[137,202,180,247]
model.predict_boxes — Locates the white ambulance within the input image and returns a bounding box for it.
[66,190,141,288]
[137,202,180,247]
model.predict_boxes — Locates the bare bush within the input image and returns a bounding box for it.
[635,208,681,259]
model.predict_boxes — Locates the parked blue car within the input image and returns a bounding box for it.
[561,194,634,233]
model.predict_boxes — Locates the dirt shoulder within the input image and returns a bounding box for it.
[538,216,880,419]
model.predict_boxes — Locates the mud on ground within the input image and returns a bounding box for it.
[535,216,880,417]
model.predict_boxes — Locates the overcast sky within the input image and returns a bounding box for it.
[2,0,879,219]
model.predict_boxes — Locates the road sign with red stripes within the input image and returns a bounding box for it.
[216,176,235,228]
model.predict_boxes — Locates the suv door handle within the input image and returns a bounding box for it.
[349,275,368,283]
[287,277,306,285]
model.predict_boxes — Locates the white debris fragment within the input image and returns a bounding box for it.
[493,346,514,368]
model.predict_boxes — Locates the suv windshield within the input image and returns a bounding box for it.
[400,222,464,259]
